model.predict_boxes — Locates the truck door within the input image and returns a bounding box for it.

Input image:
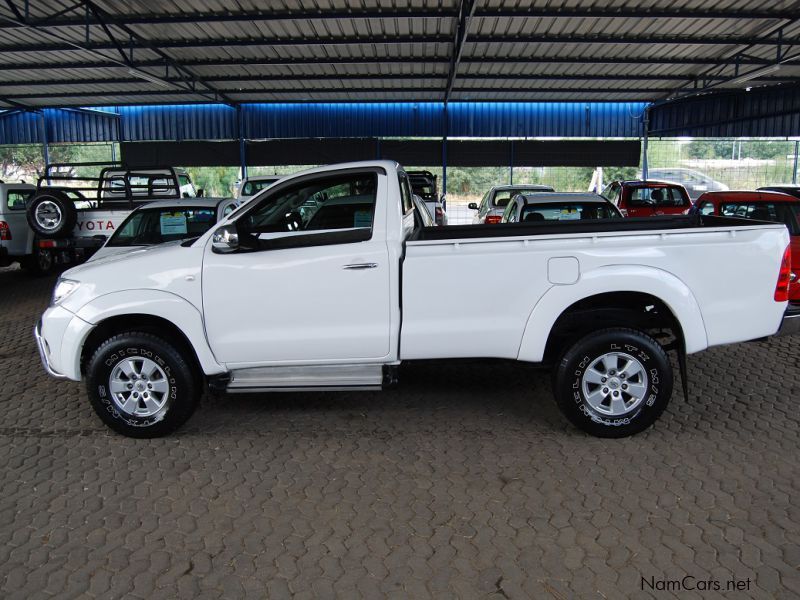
[201,167,392,366]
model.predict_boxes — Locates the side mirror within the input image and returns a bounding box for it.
[196,188,205,198]
[212,225,239,253]
[468,202,478,210]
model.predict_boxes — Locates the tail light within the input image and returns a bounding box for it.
[485,215,502,224]
[775,246,792,302]
[434,206,444,226]
[0,221,10,240]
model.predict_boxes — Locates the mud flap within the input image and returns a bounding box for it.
[677,346,689,402]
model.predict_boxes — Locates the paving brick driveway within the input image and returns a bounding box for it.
[1,266,798,599]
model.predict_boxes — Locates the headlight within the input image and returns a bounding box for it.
[52,278,80,305]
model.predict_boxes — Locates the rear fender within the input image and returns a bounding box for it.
[517,265,708,362]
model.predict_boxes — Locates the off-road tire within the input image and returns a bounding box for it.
[553,327,673,438]
[86,332,199,438]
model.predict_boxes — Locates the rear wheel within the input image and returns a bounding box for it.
[553,328,673,438]
[86,332,199,438]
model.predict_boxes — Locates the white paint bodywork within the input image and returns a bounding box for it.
[37,160,790,385]
[0,182,36,259]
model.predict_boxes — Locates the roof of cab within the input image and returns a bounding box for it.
[244,175,281,182]
[616,180,687,187]
[517,192,611,205]
[492,184,554,191]
[130,198,228,210]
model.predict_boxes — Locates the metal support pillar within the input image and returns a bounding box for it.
[641,106,650,180]
[793,140,799,184]
[237,106,247,179]
[39,110,50,182]
[509,140,514,184]
[442,103,448,196]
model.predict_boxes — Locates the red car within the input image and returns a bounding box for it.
[694,190,799,303]
[602,180,692,217]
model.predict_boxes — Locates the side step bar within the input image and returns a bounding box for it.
[217,363,398,393]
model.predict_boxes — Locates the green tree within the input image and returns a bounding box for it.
[0,144,44,182]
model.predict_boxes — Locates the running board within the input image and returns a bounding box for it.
[225,363,389,393]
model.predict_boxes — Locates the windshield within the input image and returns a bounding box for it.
[242,179,278,196]
[629,186,689,207]
[518,202,620,222]
[107,206,217,247]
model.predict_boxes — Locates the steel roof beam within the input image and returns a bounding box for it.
[7,73,793,87]
[1,0,236,105]
[1,54,795,71]
[0,86,703,101]
[0,7,795,29]
[445,0,477,102]
[3,32,798,53]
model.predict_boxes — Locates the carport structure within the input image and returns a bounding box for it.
[1,1,799,184]
[1,0,800,106]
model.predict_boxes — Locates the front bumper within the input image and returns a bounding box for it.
[777,303,800,337]
[34,320,68,379]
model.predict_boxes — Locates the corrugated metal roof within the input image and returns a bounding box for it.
[0,0,797,107]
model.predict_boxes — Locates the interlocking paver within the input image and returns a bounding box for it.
[1,265,799,597]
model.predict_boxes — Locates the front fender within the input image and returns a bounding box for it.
[517,265,708,362]
[71,289,225,377]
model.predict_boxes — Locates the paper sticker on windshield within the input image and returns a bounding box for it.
[559,208,580,220]
[353,210,372,228]
[160,213,188,235]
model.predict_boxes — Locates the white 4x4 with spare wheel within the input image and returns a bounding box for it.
[35,161,799,439]
[0,180,56,274]
[25,162,207,263]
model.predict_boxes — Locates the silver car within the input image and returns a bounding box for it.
[501,192,622,223]
[470,184,555,224]
[645,168,728,201]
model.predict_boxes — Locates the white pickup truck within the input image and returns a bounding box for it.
[35,161,798,439]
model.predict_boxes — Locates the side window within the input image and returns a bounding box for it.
[239,171,378,244]
[628,188,652,207]
[479,191,490,212]
[697,202,715,216]
[603,184,619,204]
[502,201,517,223]
[398,173,414,215]
[7,190,32,210]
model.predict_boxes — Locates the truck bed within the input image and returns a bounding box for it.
[401,214,789,363]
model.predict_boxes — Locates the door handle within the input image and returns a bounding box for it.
[343,263,378,270]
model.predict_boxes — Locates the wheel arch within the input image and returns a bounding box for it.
[72,290,226,379]
[81,314,202,378]
[517,265,708,364]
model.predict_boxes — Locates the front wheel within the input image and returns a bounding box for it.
[86,332,199,438]
[553,328,673,438]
